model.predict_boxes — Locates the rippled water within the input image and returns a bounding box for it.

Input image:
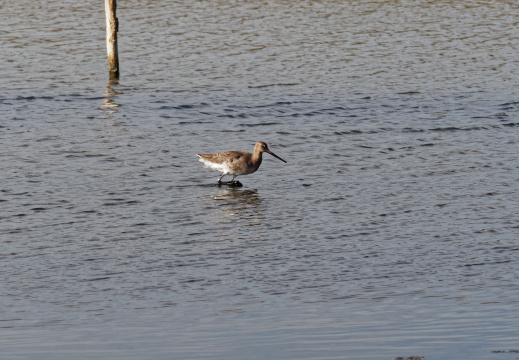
[2,1,519,359]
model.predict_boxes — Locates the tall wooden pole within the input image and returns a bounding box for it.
[105,0,119,80]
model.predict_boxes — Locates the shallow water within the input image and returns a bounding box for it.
[1,0,519,359]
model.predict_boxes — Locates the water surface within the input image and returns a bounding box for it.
[1,1,519,359]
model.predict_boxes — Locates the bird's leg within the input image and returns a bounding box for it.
[217,174,241,187]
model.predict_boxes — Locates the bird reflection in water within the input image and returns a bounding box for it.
[204,188,266,241]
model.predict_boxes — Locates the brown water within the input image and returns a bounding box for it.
[1,1,519,359]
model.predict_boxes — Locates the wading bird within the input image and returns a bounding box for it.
[197,141,287,186]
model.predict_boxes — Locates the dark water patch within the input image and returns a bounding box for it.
[402,128,425,133]
[397,90,421,95]
[82,277,110,282]
[472,112,508,119]
[14,96,37,101]
[178,120,215,125]
[429,126,489,132]
[271,101,297,106]
[499,101,519,111]
[493,246,519,252]
[36,135,60,142]
[220,129,246,133]
[322,106,349,112]
[218,112,249,119]
[7,192,30,196]
[335,129,382,135]
[304,110,323,116]
[64,153,106,158]
[159,103,209,110]
[239,122,282,127]
[102,201,125,206]
[248,83,300,88]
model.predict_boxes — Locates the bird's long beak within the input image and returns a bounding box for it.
[267,150,287,163]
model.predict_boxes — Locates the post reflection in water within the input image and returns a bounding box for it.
[203,187,266,242]
[99,80,124,123]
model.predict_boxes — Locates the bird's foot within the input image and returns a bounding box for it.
[217,180,242,187]
[229,180,243,187]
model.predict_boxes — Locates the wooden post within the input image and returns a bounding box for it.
[105,0,119,79]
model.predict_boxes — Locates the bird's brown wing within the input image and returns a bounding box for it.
[198,151,244,163]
